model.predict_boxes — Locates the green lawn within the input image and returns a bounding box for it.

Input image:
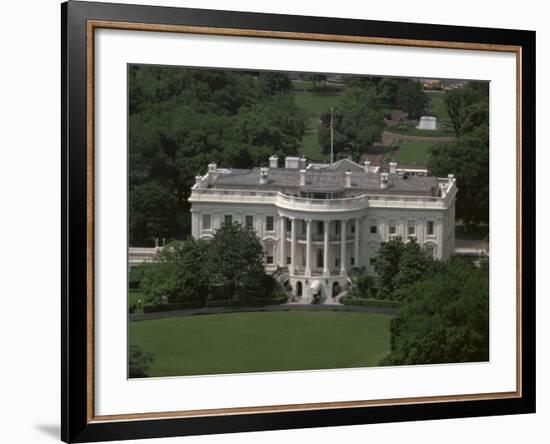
[300,133,328,161]
[294,92,342,116]
[427,91,450,120]
[391,140,434,166]
[129,311,392,377]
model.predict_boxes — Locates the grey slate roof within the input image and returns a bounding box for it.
[209,160,438,197]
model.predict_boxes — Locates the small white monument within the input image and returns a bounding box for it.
[416,116,437,130]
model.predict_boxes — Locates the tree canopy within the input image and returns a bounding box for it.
[429,83,489,229]
[318,86,385,161]
[135,222,275,304]
[129,66,305,245]
[372,237,438,300]
[381,258,489,365]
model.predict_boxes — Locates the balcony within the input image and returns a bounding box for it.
[276,192,369,212]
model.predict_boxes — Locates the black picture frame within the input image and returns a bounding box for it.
[61,1,536,442]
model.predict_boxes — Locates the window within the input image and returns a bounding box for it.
[389,220,397,235]
[427,220,435,236]
[316,249,323,268]
[407,219,416,236]
[370,221,377,234]
[202,214,211,230]
[286,218,292,232]
[224,214,232,226]
[425,245,436,258]
[266,255,274,264]
[335,220,341,235]
[351,223,355,234]
[335,257,340,268]
[351,257,355,266]
[370,257,376,266]
[317,221,324,235]
[301,220,306,235]
[266,215,274,231]
[245,215,254,229]
[286,256,291,265]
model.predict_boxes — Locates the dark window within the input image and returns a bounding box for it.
[351,257,355,266]
[316,249,323,268]
[245,215,254,229]
[335,220,341,235]
[317,221,324,235]
[266,255,274,264]
[370,224,377,234]
[427,220,435,236]
[286,219,292,232]
[202,214,211,230]
[224,214,232,226]
[266,216,274,231]
[335,257,340,268]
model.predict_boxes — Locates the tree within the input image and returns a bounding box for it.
[129,181,179,246]
[381,258,489,365]
[128,66,307,245]
[129,345,155,378]
[137,239,212,304]
[372,237,436,300]
[444,83,489,138]
[318,86,384,160]
[207,222,268,300]
[429,101,489,230]
[258,72,292,96]
[396,79,430,120]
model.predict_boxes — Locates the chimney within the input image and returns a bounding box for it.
[345,171,352,188]
[269,155,279,168]
[194,176,203,189]
[389,162,397,174]
[364,160,371,173]
[448,174,455,185]
[299,169,306,186]
[299,156,307,169]
[380,172,389,189]
[285,156,300,169]
[260,167,269,185]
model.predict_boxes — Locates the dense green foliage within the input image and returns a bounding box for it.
[372,237,438,300]
[129,66,306,245]
[134,223,277,306]
[429,83,489,229]
[129,311,392,376]
[377,78,429,119]
[381,259,489,365]
[318,86,385,160]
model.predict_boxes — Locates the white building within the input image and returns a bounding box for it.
[189,155,456,303]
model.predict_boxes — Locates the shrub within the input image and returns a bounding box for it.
[128,345,155,378]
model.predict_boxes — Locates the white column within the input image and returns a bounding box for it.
[289,217,296,274]
[305,219,312,277]
[191,209,199,239]
[279,216,286,266]
[354,218,360,268]
[323,220,330,276]
[436,217,444,259]
[340,220,347,274]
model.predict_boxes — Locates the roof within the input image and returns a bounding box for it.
[208,158,438,197]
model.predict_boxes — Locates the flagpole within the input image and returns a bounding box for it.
[330,107,334,165]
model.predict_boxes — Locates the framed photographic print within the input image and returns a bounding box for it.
[61,1,536,442]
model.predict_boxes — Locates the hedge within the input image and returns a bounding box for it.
[142,294,288,313]
[341,297,401,309]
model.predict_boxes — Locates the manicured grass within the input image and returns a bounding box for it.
[427,91,450,120]
[391,140,434,166]
[300,133,328,161]
[129,311,392,377]
[294,92,342,116]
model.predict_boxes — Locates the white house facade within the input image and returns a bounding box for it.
[189,155,457,303]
